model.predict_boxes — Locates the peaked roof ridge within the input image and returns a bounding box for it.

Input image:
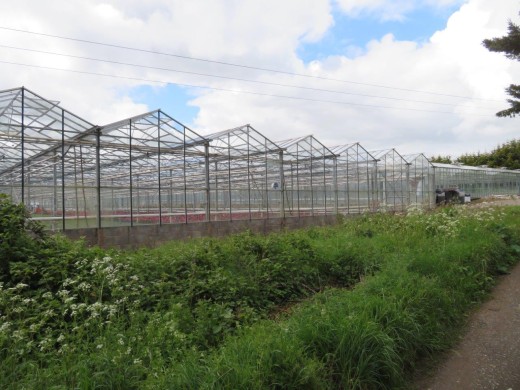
[0,86,96,128]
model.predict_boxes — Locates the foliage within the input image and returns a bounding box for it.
[0,193,519,389]
[0,194,45,284]
[483,13,520,117]
[165,205,520,389]
[456,138,520,169]
[0,196,382,388]
[429,155,453,164]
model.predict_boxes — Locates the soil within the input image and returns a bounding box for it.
[413,197,520,390]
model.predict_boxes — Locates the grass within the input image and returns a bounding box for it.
[148,206,520,389]
[1,192,519,389]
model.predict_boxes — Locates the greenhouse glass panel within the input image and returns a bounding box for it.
[330,143,377,214]
[2,87,520,232]
[205,125,282,221]
[277,135,336,217]
[403,153,435,208]
[0,87,97,229]
[370,149,409,212]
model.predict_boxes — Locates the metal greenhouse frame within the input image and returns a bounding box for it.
[0,87,97,230]
[403,153,435,207]
[96,109,209,228]
[432,163,520,198]
[330,143,377,214]
[204,124,283,221]
[369,149,409,212]
[277,135,336,217]
[1,87,520,232]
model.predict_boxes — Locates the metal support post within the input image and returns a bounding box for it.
[323,152,327,214]
[264,140,268,219]
[333,156,338,214]
[158,111,162,225]
[406,163,411,208]
[129,119,134,227]
[61,109,66,230]
[228,133,232,221]
[247,130,251,220]
[204,142,210,222]
[279,150,285,218]
[21,87,25,203]
[183,128,188,224]
[53,151,58,215]
[296,144,300,218]
[96,127,102,228]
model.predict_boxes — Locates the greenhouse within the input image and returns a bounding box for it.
[1,87,519,232]
[369,149,410,212]
[432,162,520,198]
[403,153,435,207]
[330,143,377,214]
[277,135,336,217]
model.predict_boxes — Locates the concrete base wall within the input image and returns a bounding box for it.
[62,215,339,249]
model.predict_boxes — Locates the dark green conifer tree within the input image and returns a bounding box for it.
[483,15,520,117]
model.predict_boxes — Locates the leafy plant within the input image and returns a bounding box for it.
[0,194,45,284]
[0,195,519,389]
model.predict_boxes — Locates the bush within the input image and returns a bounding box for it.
[0,194,45,284]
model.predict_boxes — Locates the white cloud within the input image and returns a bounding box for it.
[193,0,519,157]
[334,0,415,21]
[334,0,467,21]
[0,0,333,122]
[0,0,518,159]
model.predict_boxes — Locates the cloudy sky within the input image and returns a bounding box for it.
[0,0,518,158]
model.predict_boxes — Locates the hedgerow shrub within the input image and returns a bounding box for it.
[0,193,45,284]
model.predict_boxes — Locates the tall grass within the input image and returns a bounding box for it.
[1,191,519,389]
[156,206,520,389]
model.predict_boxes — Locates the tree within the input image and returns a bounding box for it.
[455,139,520,170]
[456,152,488,167]
[483,15,520,117]
[429,155,452,164]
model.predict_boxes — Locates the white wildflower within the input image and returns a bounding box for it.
[0,321,12,332]
[77,282,91,291]
[62,278,75,287]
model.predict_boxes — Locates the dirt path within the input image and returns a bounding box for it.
[415,259,520,390]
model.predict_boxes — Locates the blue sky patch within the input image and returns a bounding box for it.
[297,4,460,62]
[129,84,199,127]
